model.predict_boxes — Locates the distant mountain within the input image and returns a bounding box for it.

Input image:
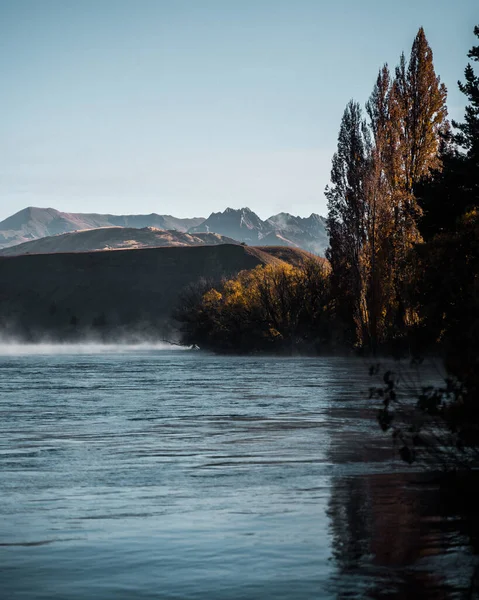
[0,206,329,255]
[0,207,205,249]
[189,207,328,255]
[0,227,240,256]
[266,212,326,237]
[264,212,328,255]
[189,207,266,244]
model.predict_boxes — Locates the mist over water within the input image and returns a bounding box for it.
[0,338,187,355]
[1,351,476,599]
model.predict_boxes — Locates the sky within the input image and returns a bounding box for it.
[0,1,477,221]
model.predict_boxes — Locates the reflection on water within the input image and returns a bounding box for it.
[0,350,477,599]
[328,473,479,598]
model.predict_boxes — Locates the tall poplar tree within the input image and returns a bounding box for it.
[363,65,396,348]
[326,100,370,345]
[326,27,448,349]
[391,28,448,233]
[387,28,447,333]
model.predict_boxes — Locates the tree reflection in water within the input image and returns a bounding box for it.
[327,471,479,598]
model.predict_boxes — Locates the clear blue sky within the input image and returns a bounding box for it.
[0,0,476,220]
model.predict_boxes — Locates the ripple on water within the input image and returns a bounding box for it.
[0,350,476,599]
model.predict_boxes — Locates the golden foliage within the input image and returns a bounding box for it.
[177,261,332,353]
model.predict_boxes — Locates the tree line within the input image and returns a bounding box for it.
[174,24,479,466]
[326,26,450,352]
[175,25,478,363]
[175,260,332,354]
[328,24,478,467]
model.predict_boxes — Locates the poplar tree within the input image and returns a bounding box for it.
[382,28,447,336]
[363,65,396,348]
[391,28,448,234]
[325,101,370,344]
[326,27,448,349]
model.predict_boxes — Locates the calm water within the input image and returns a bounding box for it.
[0,347,477,599]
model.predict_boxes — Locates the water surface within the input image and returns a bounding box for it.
[0,348,476,598]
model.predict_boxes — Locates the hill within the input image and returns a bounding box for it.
[0,227,239,256]
[0,207,205,249]
[0,244,302,342]
[255,246,329,269]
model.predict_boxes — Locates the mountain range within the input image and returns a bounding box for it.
[0,206,328,255]
[189,208,328,254]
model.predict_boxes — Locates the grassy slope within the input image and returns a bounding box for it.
[0,227,239,256]
[255,246,328,268]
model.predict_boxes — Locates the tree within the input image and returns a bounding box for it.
[375,209,479,469]
[326,100,370,346]
[364,65,397,349]
[376,25,479,471]
[392,28,448,196]
[453,25,479,158]
[325,29,448,350]
[386,29,448,336]
[451,24,479,213]
[174,262,332,354]
[411,25,479,382]
[416,25,478,240]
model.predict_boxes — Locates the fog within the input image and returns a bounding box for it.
[0,338,188,356]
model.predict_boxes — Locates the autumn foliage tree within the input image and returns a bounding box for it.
[364,65,397,349]
[175,261,332,354]
[412,24,479,368]
[326,27,448,350]
[372,25,479,468]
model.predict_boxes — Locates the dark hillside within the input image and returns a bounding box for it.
[0,244,289,341]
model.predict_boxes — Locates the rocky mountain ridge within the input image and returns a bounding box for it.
[189,207,328,254]
[0,206,328,255]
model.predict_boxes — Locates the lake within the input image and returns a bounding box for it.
[0,346,477,599]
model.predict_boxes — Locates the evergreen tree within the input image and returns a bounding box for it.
[453,25,479,158]
[452,24,479,212]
